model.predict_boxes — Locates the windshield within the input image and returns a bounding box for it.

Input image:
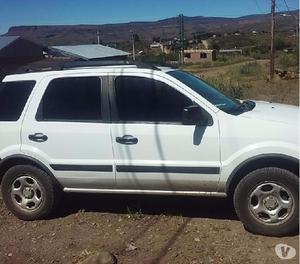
[167,70,243,114]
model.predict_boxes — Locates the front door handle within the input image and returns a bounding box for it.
[116,135,138,145]
[28,133,48,142]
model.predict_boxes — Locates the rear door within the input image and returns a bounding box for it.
[109,73,221,192]
[21,75,115,190]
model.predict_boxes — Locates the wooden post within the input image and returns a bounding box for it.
[270,0,276,80]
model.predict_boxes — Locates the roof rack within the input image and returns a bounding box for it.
[63,60,159,70]
[16,59,161,74]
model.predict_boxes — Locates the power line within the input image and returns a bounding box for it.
[254,0,265,13]
[275,5,281,12]
[282,0,291,11]
[281,0,299,21]
[275,3,282,12]
[281,0,299,32]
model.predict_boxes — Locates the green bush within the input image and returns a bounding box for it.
[275,38,289,50]
[277,52,299,70]
[249,51,270,60]
[238,62,261,76]
[139,52,179,63]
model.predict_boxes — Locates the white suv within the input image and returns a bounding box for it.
[0,61,298,236]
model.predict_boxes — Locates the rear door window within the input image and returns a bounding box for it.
[0,81,35,121]
[36,77,102,122]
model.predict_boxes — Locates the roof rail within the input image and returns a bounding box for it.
[63,60,159,70]
[16,59,160,74]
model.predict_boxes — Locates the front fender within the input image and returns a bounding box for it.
[218,141,299,192]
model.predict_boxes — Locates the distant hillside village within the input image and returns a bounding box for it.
[0,10,298,79]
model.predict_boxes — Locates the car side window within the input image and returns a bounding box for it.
[0,81,35,121]
[36,77,102,122]
[114,76,193,123]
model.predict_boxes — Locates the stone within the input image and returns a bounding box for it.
[80,251,117,264]
[125,243,138,251]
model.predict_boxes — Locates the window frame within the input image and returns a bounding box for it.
[200,53,207,59]
[109,75,201,125]
[35,76,108,123]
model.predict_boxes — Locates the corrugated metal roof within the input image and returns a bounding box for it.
[51,44,129,60]
[0,36,19,50]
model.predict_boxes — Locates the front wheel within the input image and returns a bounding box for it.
[234,167,299,236]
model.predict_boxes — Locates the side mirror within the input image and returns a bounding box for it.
[182,105,212,126]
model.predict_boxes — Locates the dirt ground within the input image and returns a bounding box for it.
[0,193,298,264]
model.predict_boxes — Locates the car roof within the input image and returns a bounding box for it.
[2,60,176,82]
[3,65,176,82]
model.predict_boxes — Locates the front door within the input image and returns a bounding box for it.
[110,74,221,192]
[21,75,115,190]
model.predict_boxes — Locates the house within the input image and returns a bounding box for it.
[283,48,294,53]
[0,36,44,80]
[0,36,44,62]
[50,44,129,60]
[150,42,172,54]
[184,49,216,63]
[150,42,162,49]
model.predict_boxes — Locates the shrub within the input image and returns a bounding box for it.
[238,62,261,76]
[275,38,288,50]
[277,52,299,70]
[249,51,270,60]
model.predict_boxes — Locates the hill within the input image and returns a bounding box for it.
[3,10,299,46]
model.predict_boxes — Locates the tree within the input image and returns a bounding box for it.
[208,40,220,50]
[152,36,161,43]
[275,38,287,50]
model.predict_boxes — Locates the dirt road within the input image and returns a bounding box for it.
[0,194,298,264]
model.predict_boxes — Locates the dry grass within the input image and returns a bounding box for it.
[182,59,299,105]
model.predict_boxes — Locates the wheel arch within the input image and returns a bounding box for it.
[0,154,62,189]
[226,154,299,197]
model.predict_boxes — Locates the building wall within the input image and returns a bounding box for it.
[0,39,44,80]
[184,50,216,63]
[0,38,44,60]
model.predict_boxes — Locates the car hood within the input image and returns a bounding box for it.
[240,101,299,125]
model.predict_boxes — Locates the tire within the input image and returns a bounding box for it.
[234,167,299,236]
[1,165,59,220]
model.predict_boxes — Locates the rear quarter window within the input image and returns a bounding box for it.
[0,80,35,121]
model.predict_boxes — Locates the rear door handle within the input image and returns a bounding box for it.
[28,133,48,142]
[116,135,138,145]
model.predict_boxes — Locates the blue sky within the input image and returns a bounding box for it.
[0,0,298,34]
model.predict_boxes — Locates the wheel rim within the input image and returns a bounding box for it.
[10,175,43,211]
[248,182,294,225]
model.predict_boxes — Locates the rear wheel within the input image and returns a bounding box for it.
[234,167,299,236]
[1,165,59,220]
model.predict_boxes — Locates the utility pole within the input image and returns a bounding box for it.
[97,30,100,45]
[270,0,276,80]
[178,14,185,65]
[130,30,136,61]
